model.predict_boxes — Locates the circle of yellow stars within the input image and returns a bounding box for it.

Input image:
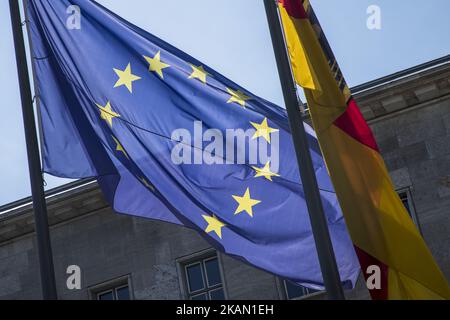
[94,50,281,241]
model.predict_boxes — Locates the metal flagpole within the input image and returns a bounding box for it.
[263,0,345,299]
[9,0,58,300]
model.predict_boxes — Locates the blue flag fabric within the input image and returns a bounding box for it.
[27,0,359,289]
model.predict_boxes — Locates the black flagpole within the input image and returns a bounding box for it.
[9,0,58,300]
[263,0,345,299]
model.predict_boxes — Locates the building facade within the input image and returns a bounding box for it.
[0,57,449,300]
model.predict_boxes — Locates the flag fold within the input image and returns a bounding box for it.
[27,0,359,290]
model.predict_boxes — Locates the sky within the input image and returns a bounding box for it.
[0,0,449,207]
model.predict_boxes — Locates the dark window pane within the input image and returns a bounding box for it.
[98,291,114,300]
[285,281,307,299]
[186,263,204,292]
[209,288,225,300]
[116,286,130,300]
[399,193,412,216]
[191,293,208,300]
[204,258,221,287]
[304,287,317,295]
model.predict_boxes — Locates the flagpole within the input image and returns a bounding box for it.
[263,0,345,300]
[9,0,58,300]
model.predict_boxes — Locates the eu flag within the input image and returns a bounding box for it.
[27,0,359,289]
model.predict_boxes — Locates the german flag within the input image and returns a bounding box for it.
[277,0,450,299]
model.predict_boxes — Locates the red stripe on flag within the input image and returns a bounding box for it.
[354,246,389,300]
[333,99,380,152]
[278,0,308,19]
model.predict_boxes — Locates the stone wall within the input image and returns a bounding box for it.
[0,61,449,300]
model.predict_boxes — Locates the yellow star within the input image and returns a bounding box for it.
[139,176,155,192]
[250,117,279,143]
[143,51,170,79]
[202,214,226,239]
[113,63,141,93]
[188,64,210,84]
[112,135,129,159]
[251,161,280,181]
[95,101,120,128]
[232,187,261,218]
[226,88,250,107]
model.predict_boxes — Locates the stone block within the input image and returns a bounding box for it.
[426,135,450,159]
[134,264,180,300]
[0,274,21,296]
[389,167,412,189]
[381,95,407,112]
[414,83,440,102]
[220,254,279,300]
[399,142,430,164]
[377,136,400,154]
[382,151,407,172]
[407,160,438,184]
[397,119,445,148]
[442,111,450,133]
[437,184,450,198]
[370,117,397,139]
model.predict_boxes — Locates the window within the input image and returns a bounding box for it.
[97,285,130,300]
[283,280,318,300]
[397,188,420,228]
[178,250,226,300]
[89,275,132,300]
[399,192,412,215]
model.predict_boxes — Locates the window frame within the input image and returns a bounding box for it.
[97,289,115,300]
[88,274,133,300]
[277,279,324,300]
[184,261,207,294]
[114,284,131,300]
[284,280,311,299]
[397,187,422,234]
[176,248,227,300]
[202,256,223,289]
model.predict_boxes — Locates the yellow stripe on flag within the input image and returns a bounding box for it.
[279,7,318,91]
[279,5,347,132]
[278,0,450,299]
[322,125,450,299]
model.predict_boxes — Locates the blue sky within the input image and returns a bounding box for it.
[1,0,449,206]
